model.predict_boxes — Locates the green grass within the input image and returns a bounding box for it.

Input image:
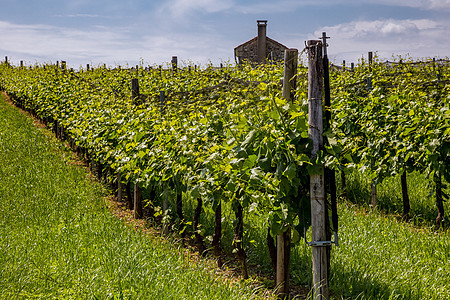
[328,203,450,299]
[2,91,449,300]
[0,94,262,299]
[343,170,450,226]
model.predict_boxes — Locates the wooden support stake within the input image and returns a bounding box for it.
[307,39,329,300]
[275,48,298,298]
[282,49,298,103]
[134,183,143,219]
[171,56,178,73]
[162,193,169,235]
[131,78,140,105]
[401,170,410,220]
[117,172,122,202]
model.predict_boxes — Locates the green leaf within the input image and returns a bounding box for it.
[283,163,297,181]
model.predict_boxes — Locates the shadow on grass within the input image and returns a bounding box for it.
[343,170,449,228]
[330,261,420,300]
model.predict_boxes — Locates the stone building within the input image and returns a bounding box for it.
[234,20,289,64]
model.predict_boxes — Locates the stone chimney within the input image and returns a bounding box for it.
[257,20,267,63]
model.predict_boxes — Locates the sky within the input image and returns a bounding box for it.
[0,0,449,68]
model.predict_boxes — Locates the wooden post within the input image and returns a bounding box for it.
[435,174,445,225]
[160,90,169,234]
[4,56,7,64]
[401,170,410,219]
[162,193,169,235]
[86,64,90,71]
[322,32,337,283]
[117,172,122,202]
[131,78,139,105]
[282,49,298,102]
[371,179,377,207]
[307,39,329,300]
[275,48,298,297]
[171,56,178,73]
[212,199,223,267]
[20,61,23,68]
[134,183,143,219]
[367,55,377,209]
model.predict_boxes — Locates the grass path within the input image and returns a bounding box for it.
[0,93,263,299]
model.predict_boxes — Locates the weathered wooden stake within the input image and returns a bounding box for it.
[159,91,169,235]
[212,199,222,267]
[134,183,143,219]
[322,31,337,283]
[275,48,298,297]
[162,193,169,235]
[367,54,377,209]
[131,78,140,105]
[401,170,410,219]
[160,91,166,114]
[171,56,178,73]
[307,39,329,300]
[117,172,122,202]
[282,48,298,103]
[435,174,445,226]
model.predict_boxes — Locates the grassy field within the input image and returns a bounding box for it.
[0,93,263,299]
[1,91,449,300]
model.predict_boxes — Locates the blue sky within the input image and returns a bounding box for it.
[1,0,449,68]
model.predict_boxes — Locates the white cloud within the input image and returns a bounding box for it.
[234,0,450,13]
[310,18,449,62]
[325,0,450,11]
[161,0,234,17]
[0,20,234,68]
[235,0,318,14]
[57,14,104,18]
[0,21,133,66]
[427,0,450,10]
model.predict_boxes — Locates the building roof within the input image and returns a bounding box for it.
[234,36,289,51]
